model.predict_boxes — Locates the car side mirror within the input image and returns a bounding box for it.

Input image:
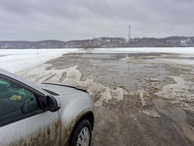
[46,95,60,112]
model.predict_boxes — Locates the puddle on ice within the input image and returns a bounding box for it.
[47,53,174,91]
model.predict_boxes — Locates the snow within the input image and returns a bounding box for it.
[0,49,79,73]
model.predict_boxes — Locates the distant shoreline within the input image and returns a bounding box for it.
[0,36,194,49]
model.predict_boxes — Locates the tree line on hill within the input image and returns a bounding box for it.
[0,36,194,49]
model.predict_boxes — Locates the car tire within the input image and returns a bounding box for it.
[69,119,92,146]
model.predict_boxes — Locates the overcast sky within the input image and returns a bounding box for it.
[0,0,194,41]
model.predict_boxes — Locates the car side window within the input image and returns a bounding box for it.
[0,78,40,123]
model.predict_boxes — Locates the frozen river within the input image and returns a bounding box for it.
[1,48,194,145]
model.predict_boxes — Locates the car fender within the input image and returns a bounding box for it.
[55,92,94,145]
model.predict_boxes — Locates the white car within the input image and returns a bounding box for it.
[0,68,94,146]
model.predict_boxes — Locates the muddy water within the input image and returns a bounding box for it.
[43,53,194,145]
[47,53,174,91]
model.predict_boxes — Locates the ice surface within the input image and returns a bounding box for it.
[121,56,194,65]
[1,47,194,73]
[17,62,164,118]
[17,64,129,107]
[89,47,194,55]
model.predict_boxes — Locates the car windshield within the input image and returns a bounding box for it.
[0,0,194,145]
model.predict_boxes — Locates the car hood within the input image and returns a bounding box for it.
[36,83,88,96]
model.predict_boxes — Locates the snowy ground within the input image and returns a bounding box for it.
[1,47,194,73]
[0,49,80,73]
[1,48,194,145]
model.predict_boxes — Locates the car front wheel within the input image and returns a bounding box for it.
[69,119,92,146]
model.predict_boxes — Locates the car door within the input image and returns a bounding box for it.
[0,77,61,146]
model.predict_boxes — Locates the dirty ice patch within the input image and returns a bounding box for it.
[17,64,129,106]
[0,49,80,73]
[139,90,161,118]
[155,76,194,112]
[101,87,127,104]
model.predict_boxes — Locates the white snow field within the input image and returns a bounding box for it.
[0,49,80,73]
[0,47,194,73]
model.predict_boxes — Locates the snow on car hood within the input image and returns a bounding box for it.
[36,83,88,96]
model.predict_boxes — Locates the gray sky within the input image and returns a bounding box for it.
[0,0,194,41]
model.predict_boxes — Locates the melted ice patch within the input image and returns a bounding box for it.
[139,90,161,118]
[155,76,194,112]
[17,64,129,107]
[121,57,194,65]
